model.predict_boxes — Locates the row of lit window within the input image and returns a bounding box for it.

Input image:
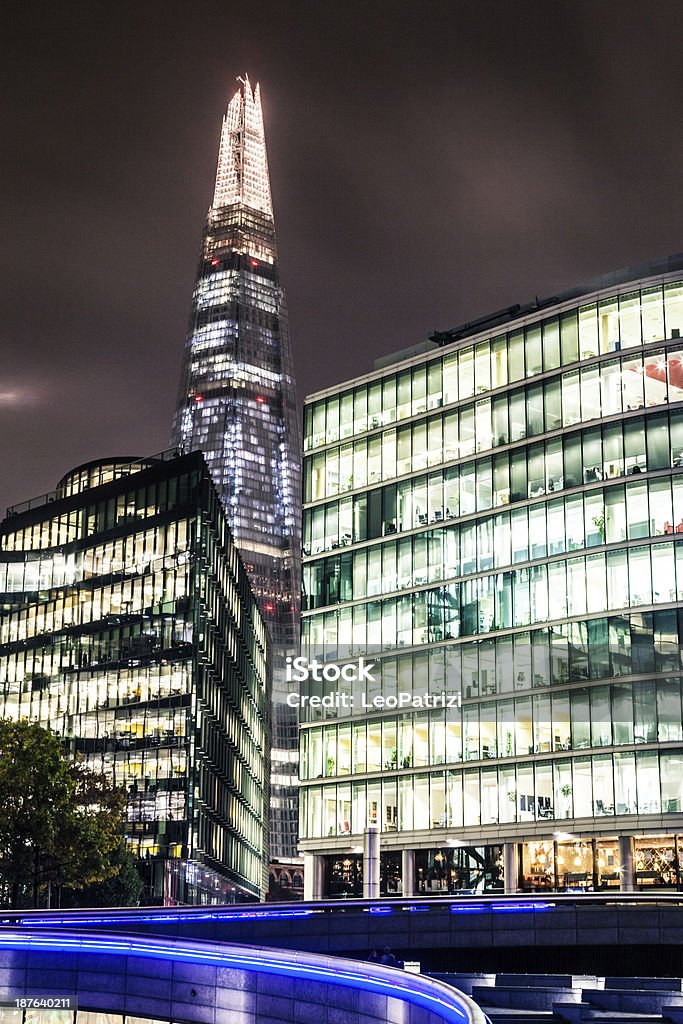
[304,475,683,608]
[302,541,683,651]
[1,638,194,718]
[73,706,187,741]
[0,680,191,726]
[81,748,188,788]
[0,569,188,645]
[305,350,683,503]
[300,676,683,778]
[1,650,190,692]
[127,836,183,860]
[304,411,682,554]
[128,790,186,823]
[57,457,169,500]
[299,613,681,728]
[193,269,239,310]
[300,748,683,838]
[1,523,188,595]
[3,491,191,554]
[304,281,683,450]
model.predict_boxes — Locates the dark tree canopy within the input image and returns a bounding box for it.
[0,719,129,907]
[61,841,143,908]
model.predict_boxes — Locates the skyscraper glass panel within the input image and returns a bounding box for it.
[171,77,301,860]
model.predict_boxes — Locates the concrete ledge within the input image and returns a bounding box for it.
[496,974,575,987]
[552,1000,591,1023]
[582,989,683,1013]
[471,985,581,1010]
[604,978,683,991]
[428,975,496,996]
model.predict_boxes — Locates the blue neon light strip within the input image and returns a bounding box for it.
[449,901,551,913]
[0,930,482,1024]
[15,898,556,931]
[24,908,318,927]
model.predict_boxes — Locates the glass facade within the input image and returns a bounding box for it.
[0,450,270,903]
[300,264,683,895]
[171,76,301,862]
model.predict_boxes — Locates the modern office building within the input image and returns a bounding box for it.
[0,449,270,903]
[300,254,683,897]
[171,76,301,863]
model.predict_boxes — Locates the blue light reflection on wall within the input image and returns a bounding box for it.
[0,931,479,1024]
[449,902,552,914]
[14,898,556,932]
[22,908,318,928]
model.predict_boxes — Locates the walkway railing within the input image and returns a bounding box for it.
[5,890,683,931]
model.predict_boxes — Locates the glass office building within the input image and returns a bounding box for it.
[300,255,683,896]
[171,76,301,862]
[0,450,270,903]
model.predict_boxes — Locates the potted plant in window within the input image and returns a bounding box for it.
[592,508,606,541]
[561,783,572,817]
[385,748,398,770]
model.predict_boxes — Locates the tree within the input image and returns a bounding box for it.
[0,720,128,907]
[61,842,143,908]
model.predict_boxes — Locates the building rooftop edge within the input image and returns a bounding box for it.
[55,455,146,488]
[5,447,186,518]
[304,251,683,404]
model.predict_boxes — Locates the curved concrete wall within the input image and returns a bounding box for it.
[0,930,487,1024]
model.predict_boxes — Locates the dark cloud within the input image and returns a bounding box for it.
[1,0,683,509]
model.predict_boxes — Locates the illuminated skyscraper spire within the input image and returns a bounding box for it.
[172,76,301,865]
[212,77,273,216]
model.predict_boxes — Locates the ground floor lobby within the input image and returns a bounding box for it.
[303,831,683,899]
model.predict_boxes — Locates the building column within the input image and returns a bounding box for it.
[619,835,635,892]
[363,827,380,899]
[402,849,416,897]
[303,854,326,901]
[504,842,519,894]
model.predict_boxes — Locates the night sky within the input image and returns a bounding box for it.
[2,1,683,513]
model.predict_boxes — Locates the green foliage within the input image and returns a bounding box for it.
[592,508,606,539]
[61,843,143,908]
[0,720,128,907]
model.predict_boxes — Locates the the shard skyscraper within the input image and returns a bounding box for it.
[172,76,301,863]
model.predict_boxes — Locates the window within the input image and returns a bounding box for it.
[543,318,561,371]
[508,331,525,382]
[526,325,542,375]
